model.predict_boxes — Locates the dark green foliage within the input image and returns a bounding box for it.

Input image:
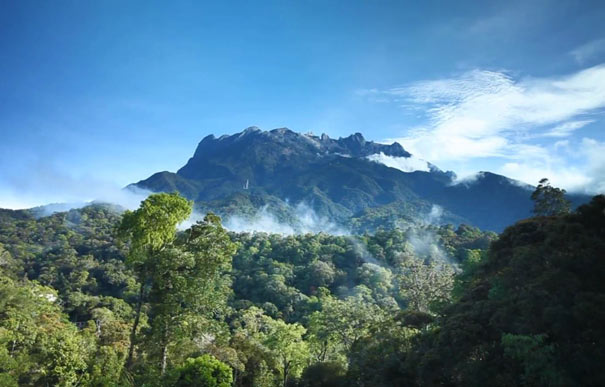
[406,195,605,386]
[298,362,347,387]
[531,178,571,216]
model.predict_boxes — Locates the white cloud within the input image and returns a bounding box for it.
[498,162,591,193]
[570,38,605,64]
[381,66,605,162]
[543,120,594,138]
[580,137,605,193]
[488,136,605,194]
[366,152,430,173]
[365,65,605,193]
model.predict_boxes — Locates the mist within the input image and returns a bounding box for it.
[218,203,348,235]
[408,204,460,269]
[0,161,152,213]
[346,235,382,265]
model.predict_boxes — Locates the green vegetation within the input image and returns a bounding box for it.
[0,191,603,386]
[169,355,233,387]
[531,177,572,216]
[117,192,193,371]
[402,194,605,386]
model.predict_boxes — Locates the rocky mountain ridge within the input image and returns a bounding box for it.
[131,127,588,232]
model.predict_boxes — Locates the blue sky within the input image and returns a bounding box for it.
[1,0,604,208]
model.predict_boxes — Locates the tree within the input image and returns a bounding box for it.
[148,213,236,375]
[346,311,421,387]
[170,355,233,387]
[117,193,192,369]
[87,305,133,385]
[236,307,309,386]
[307,293,386,365]
[0,243,19,278]
[501,333,561,386]
[299,361,347,387]
[530,178,571,216]
[0,274,93,386]
[357,263,395,306]
[262,316,309,387]
[397,256,455,313]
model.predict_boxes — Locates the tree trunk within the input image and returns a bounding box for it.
[9,321,18,357]
[161,342,169,375]
[126,281,145,369]
[160,320,170,376]
[319,340,328,362]
[283,360,290,387]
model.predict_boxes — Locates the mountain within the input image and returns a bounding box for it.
[131,127,589,232]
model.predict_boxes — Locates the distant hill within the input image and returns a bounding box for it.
[131,127,590,232]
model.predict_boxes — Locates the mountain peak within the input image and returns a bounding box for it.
[353,132,365,140]
[342,132,366,143]
[243,126,261,133]
[269,127,293,135]
[131,126,590,232]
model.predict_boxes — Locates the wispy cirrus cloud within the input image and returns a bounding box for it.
[543,120,594,138]
[359,65,605,192]
[570,38,605,64]
[381,65,605,160]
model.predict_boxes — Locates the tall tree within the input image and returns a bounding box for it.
[117,193,192,369]
[148,213,236,375]
[530,178,571,216]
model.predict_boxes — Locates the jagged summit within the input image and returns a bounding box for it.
[188,126,411,163]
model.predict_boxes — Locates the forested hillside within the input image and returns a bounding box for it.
[0,193,603,386]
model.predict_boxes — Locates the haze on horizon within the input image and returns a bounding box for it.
[1,0,605,209]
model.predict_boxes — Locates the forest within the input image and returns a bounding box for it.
[0,186,603,386]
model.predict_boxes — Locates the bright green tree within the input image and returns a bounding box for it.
[117,193,192,368]
[148,213,236,375]
[170,354,233,387]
